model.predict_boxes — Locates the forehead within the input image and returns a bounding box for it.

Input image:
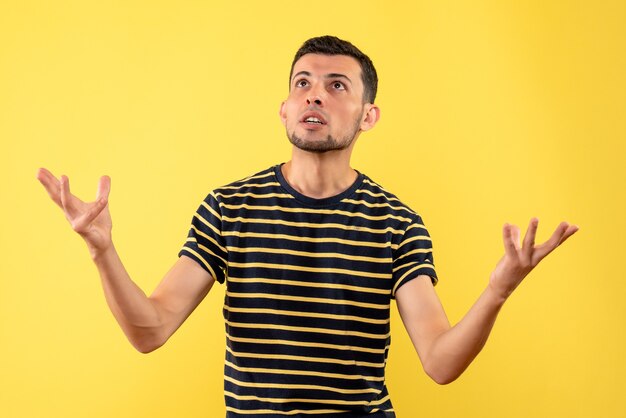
[292,53,362,82]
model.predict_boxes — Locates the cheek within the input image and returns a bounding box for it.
[286,106,299,125]
[280,102,295,123]
[343,105,364,124]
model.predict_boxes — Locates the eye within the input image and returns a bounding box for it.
[332,81,346,90]
[295,79,309,88]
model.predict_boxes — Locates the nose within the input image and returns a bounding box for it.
[306,84,324,107]
[307,96,323,106]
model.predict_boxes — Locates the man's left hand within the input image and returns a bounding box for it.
[489,218,579,300]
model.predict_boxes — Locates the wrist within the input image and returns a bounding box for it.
[486,280,509,307]
[89,241,115,263]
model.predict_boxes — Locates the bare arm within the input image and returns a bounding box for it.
[396,219,578,384]
[37,168,214,353]
[94,248,214,353]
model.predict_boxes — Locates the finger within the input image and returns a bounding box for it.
[73,198,108,233]
[511,225,521,250]
[557,224,579,246]
[502,223,517,255]
[96,175,111,201]
[36,167,57,184]
[522,217,539,258]
[36,168,62,207]
[533,222,571,261]
[59,175,79,218]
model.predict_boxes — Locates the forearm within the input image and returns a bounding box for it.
[424,285,506,384]
[91,244,165,352]
[399,220,578,385]
[36,170,206,353]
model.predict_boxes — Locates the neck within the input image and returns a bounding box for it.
[282,146,357,199]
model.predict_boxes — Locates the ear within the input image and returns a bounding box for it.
[359,104,381,132]
[279,101,287,127]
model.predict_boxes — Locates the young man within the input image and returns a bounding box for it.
[37,36,578,417]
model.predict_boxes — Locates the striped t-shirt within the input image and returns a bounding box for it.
[179,164,437,417]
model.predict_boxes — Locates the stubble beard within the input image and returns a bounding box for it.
[287,112,363,154]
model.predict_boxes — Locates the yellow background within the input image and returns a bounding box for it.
[1,1,624,417]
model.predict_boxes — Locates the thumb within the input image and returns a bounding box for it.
[96,175,111,201]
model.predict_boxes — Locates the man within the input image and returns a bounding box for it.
[37,36,578,417]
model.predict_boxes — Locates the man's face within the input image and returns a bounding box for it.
[280,53,371,153]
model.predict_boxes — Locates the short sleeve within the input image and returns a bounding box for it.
[178,191,228,284]
[391,216,437,298]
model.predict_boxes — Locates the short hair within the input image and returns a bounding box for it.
[289,35,378,104]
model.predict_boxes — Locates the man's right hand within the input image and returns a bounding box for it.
[37,167,112,258]
[36,168,215,353]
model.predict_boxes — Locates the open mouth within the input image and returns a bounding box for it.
[300,112,327,125]
[303,117,324,124]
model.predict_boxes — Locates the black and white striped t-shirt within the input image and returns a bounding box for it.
[179,164,437,417]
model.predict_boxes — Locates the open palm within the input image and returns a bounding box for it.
[37,168,112,255]
[489,218,579,300]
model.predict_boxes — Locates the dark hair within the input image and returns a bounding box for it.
[289,35,378,104]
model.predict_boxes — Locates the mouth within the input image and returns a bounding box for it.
[300,111,327,125]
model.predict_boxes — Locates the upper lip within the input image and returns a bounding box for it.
[300,110,327,124]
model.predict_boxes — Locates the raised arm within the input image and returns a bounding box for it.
[37,168,214,353]
[396,218,578,384]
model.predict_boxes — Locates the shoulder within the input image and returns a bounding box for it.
[352,173,422,223]
[196,165,285,205]
[192,165,281,209]
[214,166,279,194]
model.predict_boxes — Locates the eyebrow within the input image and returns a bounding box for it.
[292,71,353,85]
